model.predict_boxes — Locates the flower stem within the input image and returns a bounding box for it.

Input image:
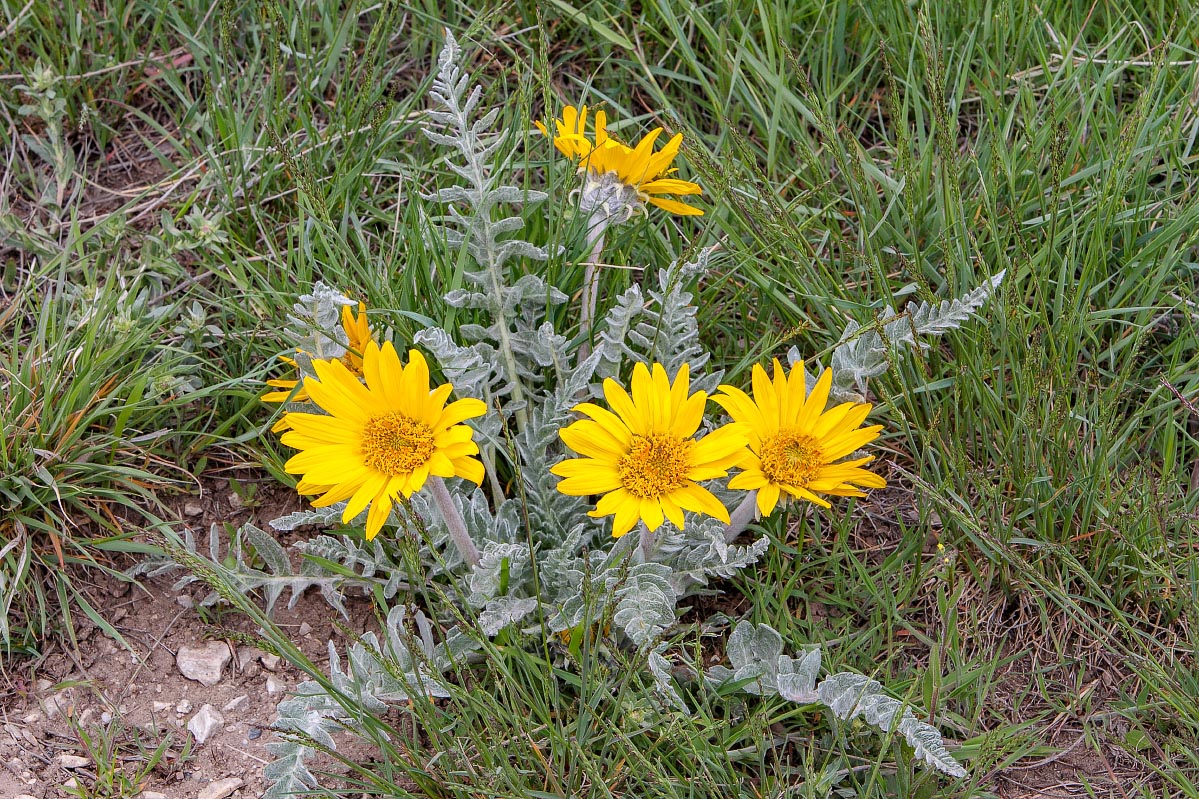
[428,476,480,568]
[638,522,655,563]
[578,213,609,360]
[722,491,759,543]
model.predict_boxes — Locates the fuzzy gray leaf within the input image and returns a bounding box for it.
[648,649,690,713]
[268,505,346,531]
[611,562,678,648]
[468,542,531,605]
[818,672,967,778]
[477,596,540,636]
[828,271,1006,398]
[777,647,822,704]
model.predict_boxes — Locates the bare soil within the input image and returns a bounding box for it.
[0,478,379,799]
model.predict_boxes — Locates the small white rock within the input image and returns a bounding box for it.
[176,699,193,714]
[265,675,285,695]
[56,754,90,769]
[39,684,75,720]
[183,501,203,517]
[198,777,244,799]
[15,794,38,799]
[61,777,79,790]
[21,709,43,725]
[186,704,224,745]
[259,653,280,671]
[151,701,173,713]
[176,642,231,687]
[298,621,312,636]
[235,645,261,668]
[100,711,113,724]
[176,595,195,609]
[222,694,249,712]
[140,792,169,799]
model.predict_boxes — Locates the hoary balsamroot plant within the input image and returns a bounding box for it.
[243,37,985,791]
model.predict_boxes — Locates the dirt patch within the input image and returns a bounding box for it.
[0,476,382,798]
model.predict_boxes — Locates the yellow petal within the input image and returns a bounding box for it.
[344,472,389,523]
[436,397,487,430]
[640,497,665,531]
[646,196,703,216]
[453,456,485,485]
[364,491,393,539]
[672,484,730,524]
[728,469,769,490]
[603,377,646,436]
[574,403,634,446]
[797,367,833,429]
[644,132,683,179]
[560,420,629,460]
[639,177,702,196]
[756,484,781,516]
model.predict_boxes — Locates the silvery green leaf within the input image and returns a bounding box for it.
[594,261,722,392]
[414,327,501,400]
[648,650,690,713]
[268,505,346,531]
[777,647,821,704]
[828,271,1006,399]
[678,245,720,280]
[594,283,644,381]
[662,518,770,592]
[720,621,784,695]
[284,281,354,361]
[611,562,677,648]
[133,523,354,618]
[293,535,407,600]
[468,542,531,605]
[818,672,967,778]
[477,596,540,636]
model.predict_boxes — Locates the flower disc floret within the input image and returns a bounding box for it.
[758,430,823,487]
[618,434,694,498]
[361,412,436,475]
[552,362,748,538]
[276,341,486,539]
[713,359,886,517]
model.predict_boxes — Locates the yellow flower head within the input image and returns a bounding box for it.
[552,362,748,538]
[536,104,703,218]
[277,341,487,539]
[263,301,376,405]
[712,359,886,518]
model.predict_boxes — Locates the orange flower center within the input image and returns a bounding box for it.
[617,433,693,498]
[361,412,435,475]
[759,430,824,487]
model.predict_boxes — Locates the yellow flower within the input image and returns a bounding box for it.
[277,341,487,539]
[552,362,747,538]
[712,359,886,517]
[536,104,703,217]
[263,301,376,404]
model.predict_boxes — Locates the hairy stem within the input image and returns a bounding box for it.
[638,522,656,563]
[428,476,480,568]
[722,491,759,543]
[578,213,609,360]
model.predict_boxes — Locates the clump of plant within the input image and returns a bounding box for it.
[155,32,1009,795]
[0,258,220,654]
